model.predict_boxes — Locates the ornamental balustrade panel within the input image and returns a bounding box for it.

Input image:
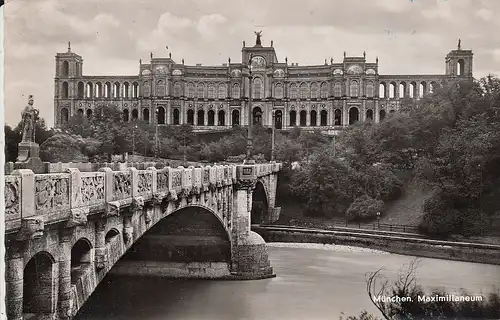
[170,168,183,192]
[137,170,153,197]
[156,168,169,192]
[112,171,132,201]
[4,175,21,221]
[78,172,106,208]
[35,173,71,215]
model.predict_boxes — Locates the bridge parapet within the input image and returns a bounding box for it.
[4,163,281,236]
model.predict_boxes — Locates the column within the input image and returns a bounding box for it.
[94,220,107,270]
[343,101,348,127]
[306,108,310,126]
[375,101,380,123]
[6,241,24,320]
[215,109,219,126]
[58,228,73,319]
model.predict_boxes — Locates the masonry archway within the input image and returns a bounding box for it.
[23,251,56,316]
[122,206,231,270]
[71,238,93,285]
[251,181,269,225]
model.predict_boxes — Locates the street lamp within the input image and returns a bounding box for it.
[155,108,159,159]
[376,211,381,228]
[271,110,276,161]
[245,53,255,164]
[132,124,138,156]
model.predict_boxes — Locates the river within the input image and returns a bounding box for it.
[76,243,500,320]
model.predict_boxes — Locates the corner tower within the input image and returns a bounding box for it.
[54,42,83,126]
[445,39,473,78]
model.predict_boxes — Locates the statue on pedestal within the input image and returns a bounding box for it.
[254,30,262,46]
[21,95,38,143]
[17,95,43,170]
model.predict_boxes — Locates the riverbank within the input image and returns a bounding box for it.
[253,226,500,266]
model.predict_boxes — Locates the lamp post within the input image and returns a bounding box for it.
[245,53,255,164]
[155,108,159,159]
[377,211,381,228]
[132,124,137,156]
[271,110,276,161]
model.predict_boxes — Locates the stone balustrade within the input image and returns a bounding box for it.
[4,162,282,236]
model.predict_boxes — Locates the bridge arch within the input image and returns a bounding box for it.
[23,251,57,316]
[118,205,232,276]
[71,238,93,284]
[252,180,270,225]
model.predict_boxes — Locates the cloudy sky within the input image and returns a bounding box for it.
[4,0,500,128]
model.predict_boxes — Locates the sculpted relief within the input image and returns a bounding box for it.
[138,172,153,194]
[274,69,285,78]
[251,56,266,69]
[35,176,70,212]
[80,175,105,206]
[5,177,20,216]
[113,172,132,200]
[347,65,363,75]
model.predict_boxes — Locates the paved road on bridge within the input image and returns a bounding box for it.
[76,243,500,320]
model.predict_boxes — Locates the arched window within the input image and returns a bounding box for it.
[365,81,374,98]
[132,82,139,98]
[409,82,417,98]
[419,82,426,98]
[77,109,84,116]
[123,109,129,122]
[289,110,297,126]
[86,109,93,119]
[274,110,283,129]
[61,108,69,124]
[232,110,240,126]
[366,109,373,121]
[105,82,111,98]
[187,109,195,125]
[310,83,319,99]
[122,82,130,98]
[349,107,359,124]
[208,110,215,126]
[187,83,195,98]
[232,83,240,99]
[62,61,69,77]
[299,110,307,126]
[142,81,150,97]
[320,82,329,98]
[275,83,284,99]
[310,110,317,126]
[350,80,359,97]
[379,109,386,121]
[299,83,308,99]
[253,107,262,125]
[156,106,165,124]
[208,84,216,99]
[173,108,180,125]
[399,82,406,98]
[253,78,263,99]
[86,83,93,98]
[23,252,56,315]
[113,82,120,98]
[77,82,84,98]
[379,83,386,98]
[218,110,225,126]
[173,82,182,97]
[334,109,342,125]
[197,110,205,125]
[289,84,298,99]
[197,84,205,98]
[334,82,342,97]
[132,109,138,120]
[430,81,438,93]
[143,108,150,123]
[156,81,165,97]
[218,83,226,99]
[93,83,102,98]
[457,59,465,76]
[389,82,396,98]
[320,110,327,126]
[62,82,69,98]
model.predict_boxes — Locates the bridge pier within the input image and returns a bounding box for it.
[6,241,24,320]
[231,165,275,279]
[58,228,73,319]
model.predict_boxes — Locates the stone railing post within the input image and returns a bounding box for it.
[5,240,24,320]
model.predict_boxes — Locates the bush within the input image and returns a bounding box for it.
[345,194,385,222]
[40,133,98,162]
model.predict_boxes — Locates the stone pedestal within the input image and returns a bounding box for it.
[16,142,45,173]
[233,231,274,279]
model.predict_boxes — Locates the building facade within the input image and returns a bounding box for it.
[54,34,473,133]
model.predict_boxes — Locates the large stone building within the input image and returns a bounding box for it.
[54,33,473,133]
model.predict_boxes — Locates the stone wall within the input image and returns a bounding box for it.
[254,227,500,266]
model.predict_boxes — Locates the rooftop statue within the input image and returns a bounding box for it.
[255,30,262,46]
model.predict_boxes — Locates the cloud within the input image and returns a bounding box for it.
[476,8,493,21]
[196,14,227,39]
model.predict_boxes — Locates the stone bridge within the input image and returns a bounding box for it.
[4,162,281,320]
